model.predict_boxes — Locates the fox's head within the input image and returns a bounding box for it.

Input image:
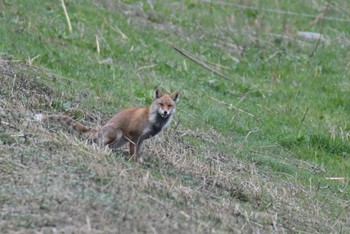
[154,88,179,118]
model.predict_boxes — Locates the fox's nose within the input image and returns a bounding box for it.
[163,111,168,115]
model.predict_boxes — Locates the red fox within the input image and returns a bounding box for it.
[35,88,179,163]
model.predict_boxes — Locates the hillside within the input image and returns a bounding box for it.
[1,1,350,233]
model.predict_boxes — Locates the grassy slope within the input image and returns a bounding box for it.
[1,0,350,233]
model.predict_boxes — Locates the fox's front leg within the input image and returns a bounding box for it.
[134,134,149,163]
[129,141,142,163]
[129,143,135,158]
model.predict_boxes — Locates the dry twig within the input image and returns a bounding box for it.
[172,45,231,80]
[60,0,72,33]
[309,1,331,57]
[95,35,100,54]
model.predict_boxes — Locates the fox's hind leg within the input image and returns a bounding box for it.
[95,127,126,148]
[103,129,129,149]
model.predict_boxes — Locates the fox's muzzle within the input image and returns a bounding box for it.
[160,111,168,118]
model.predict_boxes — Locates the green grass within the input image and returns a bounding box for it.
[1,0,350,232]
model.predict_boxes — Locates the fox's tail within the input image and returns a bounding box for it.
[35,114,95,135]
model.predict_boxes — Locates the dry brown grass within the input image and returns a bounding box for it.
[1,56,350,233]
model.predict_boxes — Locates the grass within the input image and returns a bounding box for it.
[1,0,350,232]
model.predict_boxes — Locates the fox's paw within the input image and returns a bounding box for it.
[137,157,143,163]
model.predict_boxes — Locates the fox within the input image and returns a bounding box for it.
[35,88,179,163]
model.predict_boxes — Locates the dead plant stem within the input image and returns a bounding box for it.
[172,45,231,81]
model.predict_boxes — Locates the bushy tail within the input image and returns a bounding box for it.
[35,114,94,135]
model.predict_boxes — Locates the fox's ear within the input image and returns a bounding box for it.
[155,88,164,99]
[171,91,179,103]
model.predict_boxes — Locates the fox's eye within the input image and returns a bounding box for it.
[159,103,164,107]
[168,105,172,108]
